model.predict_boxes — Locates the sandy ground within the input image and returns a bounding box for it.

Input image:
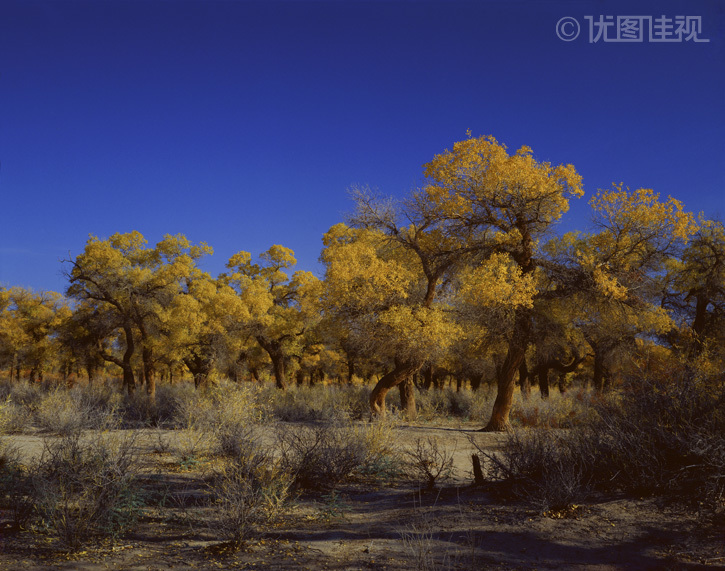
[1,423,723,570]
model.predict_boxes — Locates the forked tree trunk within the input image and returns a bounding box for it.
[257,337,287,390]
[370,361,420,416]
[270,353,287,389]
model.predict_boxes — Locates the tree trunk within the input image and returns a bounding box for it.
[691,292,708,354]
[398,377,417,419]
[422,365,433,390]
[270,352,287,389]
[483,310,530,431]
[120,325,136,395]
[370,361,421,416]
[470,373,483,391]
[347,358,355,384]
[519,359,531,400]
[185,355,213,389]
[142,347,156,401]
[257,337,287,390]
[538,365,550,399]
[557,371,568,394]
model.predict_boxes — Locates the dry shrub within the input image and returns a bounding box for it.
[207,439,291,546]
[588,372,725,513]
[263,384,370,422]
[30,432,142,549]
[405,437,455,490]
[0,441,34,529]
[356,418,403,482]
[473,429,589,512]
[35,389,119,434]
[473,371,725,517]
[511,387,594,428]
[277,420,391,492]
[0,396,31,434]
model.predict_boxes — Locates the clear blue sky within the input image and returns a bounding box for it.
[1,0,723,293]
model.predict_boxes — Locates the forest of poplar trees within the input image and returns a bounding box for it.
[1,135,723,430]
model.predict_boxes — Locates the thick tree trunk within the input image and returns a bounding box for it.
[85,360,96,385]
[483,309,530,431]
[257,337,287,389]
[538,365,550,399]
[269,353,287,389]
[185,356,213,388]
[122,363,135,395]
[370,361,420,416]
[422,365,433,390]
[557,371,568,394]
[470,373,483,392]
[398,377,417,420]
[347,358,355,384]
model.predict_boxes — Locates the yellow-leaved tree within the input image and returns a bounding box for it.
[0,287,69,382]
[222,246,322,389]
[65,231,212,398]
[321,220,461,417]
[422,134,583,430]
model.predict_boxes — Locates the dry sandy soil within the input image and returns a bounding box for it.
[1,423,723,570]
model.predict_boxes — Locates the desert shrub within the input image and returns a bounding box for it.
[263,384,370,422]
[473,429,590,512]
[0,380,44,409]
[277,421,381,492]
[30,431,142,549]
[405,436,455,490]
[174,381,264,429]
[510,387,594,429]
[169,381,265,457]
[356,418,404,482]
[474,372,725,516]
[407,386,495,423]
[207,439,291,546]
[587,372,725,512]
[0,396,32,433]
[35,389,118,434]
[0,442,34,529]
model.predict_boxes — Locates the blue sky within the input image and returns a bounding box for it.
[1,0,723,293]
